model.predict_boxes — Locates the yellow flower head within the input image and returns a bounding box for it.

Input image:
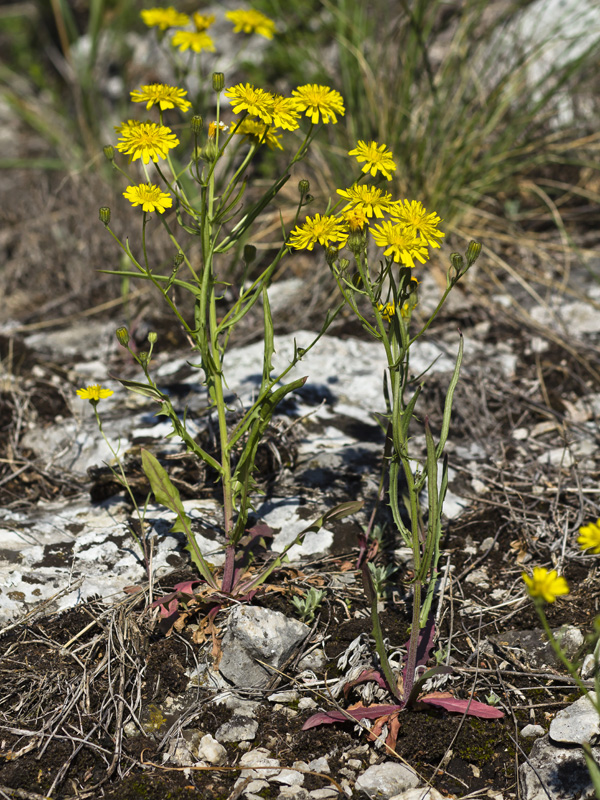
[289,214,349,251]
[233,118,283,151]
[123,183,173,214]
[225,83,275,124]
[371,221,429,267]
[269,95,301,131]
[349,140,397,181]
[578,519,600,554]
[77,385,114,403]
[337,184,394,219]
[141,7,189,30]
[171,30,216,53]
[193,12,216,32]
[377,302,396,322]
[342,207,369,231]
[226,9,277,39]
[116,121,179,164]
[390,200,445,249]
[292,84,345,125]
[522,567,569,604]
[130,84,191,113]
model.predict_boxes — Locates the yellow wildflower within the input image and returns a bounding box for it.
[225,83,275,123]
[130,84,191,113]
[371,221,429,267]
[391,200,445,249]
[337,184,394,219]
[193,12,216,31]
[233,119,283,151]
[123,183,173,214]
[289,214,348,250]
[116,122,179,164]
[349,140,397,181]
[208,121,229,139]
[77,385,114,403]
[578,519,600,554]
[292,84,345,125]
[226,9,277,39]
[171,30,216,53]
[377,302,396,322]
[141,7,189,30]
[522,567,569,603]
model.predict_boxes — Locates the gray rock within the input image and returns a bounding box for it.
[521,724,546,739]
[219,605,309,688]
[239,747,281,779]
[520,734,600,800]
[355,762,420,798]
[550,693,600,745]
[196,733,227,765]
[215,714,259,743]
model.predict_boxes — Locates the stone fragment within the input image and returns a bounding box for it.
[215,714,259,742]
[389,788,445,800]
[239,747,281,779]
[520,724,545,738]
[219,605,309,688]
[520,734,600,800]
[355,762,420,798]
[549,692,600,745]
[196,733,226,765]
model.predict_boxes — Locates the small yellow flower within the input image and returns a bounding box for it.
[289,214,348,251]
[578,519,600,554]
[371,221,429,267]
[377,302,396,322]
[141,7,189,30]
[171,30,216,53]
[269,95,301,131]
[116,122,179,164]
[342,208,369,231]
[226,9,277,39]
[337,184,395,219]
[390,200,445,249]
[123,183,173,214]
[349,140,397,181]
[225,83,275,123]
[233,118,283,151]
[77,385,114,403]
[522,567,569,603]
[130,84,191,113]
[292,84,345,125]
[193,12,216,32]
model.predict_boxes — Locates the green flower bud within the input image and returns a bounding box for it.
[115,326,129,346]
[103,145,114,162]
[450,253,464,273]
[173,252,185,268]
[347,228,367,256]
[99,207,111,226]
[202,141,218,162]
[191,115,203,134]
[212,72,224,92]
[148,331,158,344]
[298,179,310,196]
[466,240,482,267]
[138,351,149,366]
[325,246,339,267]
[339,258,350,271]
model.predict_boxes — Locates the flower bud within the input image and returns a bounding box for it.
[298,179,310,196]
[202,141,218,162]
[190,115,203,135]
[212,72,224,92]
[148,331,158,344]
[115,327,129,346]
[450,253,464,274]
[173,252,185,268]
[347,228,367,256]
[138,351,149,366]
[244,244,256,265]
[339,258,350,271]
[103,145,114,162]
[99,207,111,226]
[466,240,482,267]
[325,246,339,267]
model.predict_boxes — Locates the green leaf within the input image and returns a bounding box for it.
[113,377,168,403]
[141,449,218,587]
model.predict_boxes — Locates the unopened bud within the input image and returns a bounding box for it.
[148,331,158,344]
[202,141,218,162]
[115,327,129,346]
[298,179,310,196]
[138,351,149,366]
[173,252,184,268]
[466,240,482,267]
[450,253,464,273]
[99,207,111,225]
[325,246,339,267]
[244,244,257,265]
[347,228,367,256]
[103,145,114,161]
[212,72,224,92]
[339,258,350,271]
[190,115,203,135]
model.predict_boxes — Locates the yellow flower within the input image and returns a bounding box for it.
[292,84,345,125]
[522,567,569,603]
[193,12,216,32]
[116,122,179,164]
[289,214,349,250]
[377,302,396,322]
[269,95,301,131]
[141,7,189,30]
[208,121,229,139]
[390,200,445,249]
[77,385,114,403]
[225,83,275,123]
[115,119,142,136]
[225,9,277,39]
[349,140,397,181]
[371,221,429,267]
[233,118,283,151]
[578,519,600,554]
[171,30,216,53]
[123,183,173,214]
[130,84,191,113]
[342,208,369,231]
[337,184,394,219]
